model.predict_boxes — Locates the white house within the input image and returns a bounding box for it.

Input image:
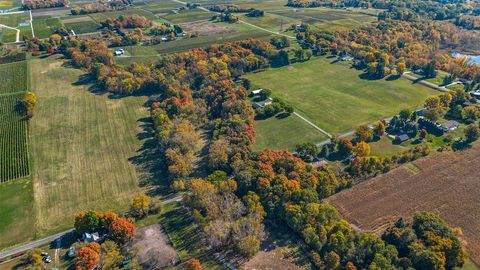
[83,232,101,242]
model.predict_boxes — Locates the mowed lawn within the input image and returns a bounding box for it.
[254,114,327,152]
[0,178,35,249]
[30,57,148,236]
[245,58,438,134]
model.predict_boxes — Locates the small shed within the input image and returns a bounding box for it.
[310,160,328,169]
[251,89,263,95]
[441,120,459,132]
[252,98,273,109]
[395,134,410,143]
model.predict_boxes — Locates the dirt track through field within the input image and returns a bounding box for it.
[327,145,480,266]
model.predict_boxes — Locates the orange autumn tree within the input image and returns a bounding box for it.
[76,246,99,270]
[109,217,136,244]
[186,258,203,270]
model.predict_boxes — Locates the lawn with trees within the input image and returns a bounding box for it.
[246,57,438,134]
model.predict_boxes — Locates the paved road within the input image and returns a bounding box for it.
[0,229,75,261]
[0,195,184,261]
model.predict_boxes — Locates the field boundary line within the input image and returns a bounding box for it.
[170,0,296,39]
[29,10,34,37]
[293,112,332,138]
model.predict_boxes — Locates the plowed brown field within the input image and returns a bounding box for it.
[327,144,480,266]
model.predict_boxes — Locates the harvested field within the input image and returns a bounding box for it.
[132,224,179,269]
[327,145,480,266]
[179,20,233,36]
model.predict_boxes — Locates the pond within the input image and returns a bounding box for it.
[452,52,480,65]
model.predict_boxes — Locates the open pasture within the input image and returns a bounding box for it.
[327,144,480,266]
[64,20,100,34]
[30,57,147,236]
[0,60,28,94]
[161,9,212,23]
[0,11,29,27]
[89,7,157,22]
[245,58,437,134]
[32,16,63,38]
[254,114,327,151]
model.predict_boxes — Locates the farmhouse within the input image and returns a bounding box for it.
[83,232,101,242]
[440,120,459,132]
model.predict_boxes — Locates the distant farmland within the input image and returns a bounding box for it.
[327,145,480,266]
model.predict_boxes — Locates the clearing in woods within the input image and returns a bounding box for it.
[245,57,438,135]
[327,144,480,267]
[30,56,148,237]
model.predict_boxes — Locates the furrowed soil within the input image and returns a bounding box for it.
[327,145,480,266]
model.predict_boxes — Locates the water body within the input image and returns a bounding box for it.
[452,52,480,65]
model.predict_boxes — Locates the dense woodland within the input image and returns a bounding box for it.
[295,20,480,80]
[21,0,69,10]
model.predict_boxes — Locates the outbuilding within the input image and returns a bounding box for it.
[440,120,459,132]
[395,134,410,143]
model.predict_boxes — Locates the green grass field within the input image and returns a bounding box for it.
[0,178,35,249]
[161,9,212,23]
[245,57,438,135]
[30,57,147,237]
[32,16,63,39]
[64,20,100,34]
[254,114,327,151]
[89,7,157,22]
[0,61,28,94]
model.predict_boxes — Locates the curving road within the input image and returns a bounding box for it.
[0,195,184,262]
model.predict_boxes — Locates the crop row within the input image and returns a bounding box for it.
[0,94,30,182]
[0,61,28,95]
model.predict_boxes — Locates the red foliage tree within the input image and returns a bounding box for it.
[109,217,136,244]
[186,258,203,270]
[76,247,99,270]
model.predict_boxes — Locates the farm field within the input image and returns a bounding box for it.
[254,114,328,151]
[327,144,480,266]
[0,0,21,9]
[64,20,100,34]
[116,28,271,65]
[89,7,157,22]
[245,57,437,135]
[31,16,63,39]
[161,9,212,23]
[0,178,35,249]
[29,56,148,237]
[0,60,28,94]
[0,93,30,182]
